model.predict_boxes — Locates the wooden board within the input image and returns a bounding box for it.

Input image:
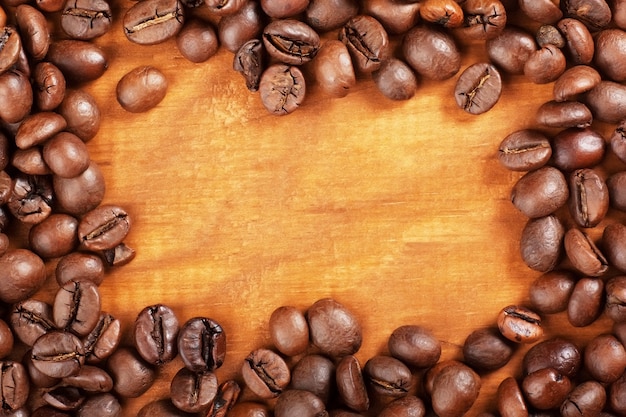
[11,2,621,416]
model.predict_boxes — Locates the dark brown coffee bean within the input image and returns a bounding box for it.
[419,0,464,28]
[15,112,67,150]
[107,347,156,398]
[233,39,266,92]
[54,280,101,336]
[606,276,626,322]
[304,0,358,32]
[610,371,626,415]
[561,381,606,417]
[536,24,565,47]
[0,319,12,359]
[339,15,389,74]
[23,348,60,388]
[242,348,290,399]
[558,18,595,65]
[76,393,122,417]
[524,44,566,84]
[262,19,319,65]
[487,26,537,75]
[58,89,100,141]
[10,299,55,346]
[568,168,609,228]
[205,379,241,417]
[536,100,593,128]
[259,64,306,115]
[43,132,90,178]
[454,62,502,115]
[363,355,411,398]
[497,377,527,417]
[372,58,417,101]
[568,277,604,327]
[56,252,105,286]
[563,0,612,30]
[290,354,335,403]
[274,389,328,417]
[269,305,309,357]
[29,213,78,259]
[584,81,626,124]
[170,367,218,413]
[520,215,564,272]
[388,324,440,368]
[116,65,168,113]
[134,304,179,365]
[176,19,219,64]
[523,337,582,378]
[15,4,50,60]
[428,360,481,417]
[610,123,626,166]
[605,222,626,271]
[83,312,121,363]
[510,166,568,218]
[402,25,460,81]
[101,242,136,267]
[47,40,108,83]
[228,402,270,417]
[0,233,7,256]
[218,1,265,53]
[497,305,543,343]
[0,70,32,123]
[519,0,562,23]
[124,0,185,45]
[361,0,421,34]
[564,228,608,276]
[0,249,47,304]
[552,127,605,171]
[33,62,66,112]
[522,368,572,410]
[498,130,552,171]
[61,365,113,392]
[137,399,196,417]
[11,148,51,175]
[0,132,8,171]
[178,316,226,373]
[8,174,54,224]
[53,160,106,215]
[553,65,601,102]
[307,298,362,358]
[594,29,626,82]
[78,205,131,251]
[584,334,626,384]
[335,355,369,412]
[463,327,515,371]
[261,0,307,18]
[202,0,243,12]
[32,331,85,378]
[457,0,507,40]
[31,406,72,417]
[61,0,112,40]
[0,27,21,75]
[378,395,425,417]
[0,361,30,412]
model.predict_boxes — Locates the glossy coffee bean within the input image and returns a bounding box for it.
[402,24,460,81]
[176,19,219,63]
[519,0,562,23]
[8,174,54,224]
[335,355,369,412]
[307,298,362,358]
[60,0,112,40]
[519,215,564,272]
[372,58,417,101]
[218,1,265,53]
[427,360,481,417]
[561,381,606,417]
[58,89,100,141]
[536,24,565,48]
[610,372,626,415]
[563,228,608,277]
[47,40,108,83]
[553,65,601,102]
[227,402,270,417]
[170,367,218,413]
[361,0,420,35]
[242,348,290,399]
[53,280,101,336]
[0,70,32,123]
[523,44,566,84]
[463,327,515,371]
[24,348,60,388]
[378,395,425,417]
[497,305,543,343]
[454,62,502,115]
[259,64,306,115]
[29,213,79,259]
[388,324,441,368]
[116,66,168,113]
[486,26,537,75]
[83,312,121,363]
[510,166,568,218]
[134,304,179,365]
[584,334,626,384]
[456,0,507,40]
[568,277,604,327]
[535,100,593,128]
[0,249,46,304]
[10,299,55,346]
[269,305,309,356]
[107,347,156,398]
[102,242,136,267]
[605,276,626,322]
[339,15,389,74]
[137,399,195,417]
[568,168,609,228]
[76,393,122,417]
[523,337,581,378]
[56,252,105,286]
[304,0,358,32]
[0,361,30,412]
[604,223,626,273]
[178,316,226,373]
[78,204,131,251]
[43,132,90,178]
[584,81,626,124]
[610,122,626,165]
[563,0,612,30]
[233,39,265,92]
[15,112,67,150]
[54,160,106,215]
[594,29,626,82]
[261,0,308,18]
[290,354,335,404]
[31,331,85,378]
[123,0,185,45]
[205,379,241,417]
[419,0,464,28]
[497,377,527,417]
[274,389,328,417]
[363,355,411,398]
[0,319,13,359]
[0,27,21,75]
[558,18,594,65]
[310,39,354,98]
[522,368,572,410]
[12,147,50,175]
[15,4,50,60]
[551,127,605,171]
[498,129,551,171]
[61,365,113,392]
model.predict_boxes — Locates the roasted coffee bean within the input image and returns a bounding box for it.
[402,25,460,81]
[510,166,568,218]
[29,213,78,259]
[102,241,136,266]
[523,337,581,378]
[262,19,319,65]
[463,327,515,371]
[31,406,72,417]
[558,18,594,65]
[43,132,90,178]
[0,361,30,412]
[7,174,53,224]
[78,204,131,251]
[242,348,290,399]
[202,0,244,13]
[134,304,179,365]
[604,223,626,272]
[228,402,270,417]
[564,228,608,277]
[568,277,604,327]
[178,316,226,373]
[454,62,502,115]
[205,379,241,417]
[62,365,113,392]
[0,132,8,171]
[269,305,309,357]
[0,319,12,359]
[176,19,219,63]
[520,215,564,272]
[304,0,358,32]
[363,355,411,398]
[552,127,605,171]
[361,0,421,34]
[83,312,121,363]
[594,29,626,82]
[584,334,626,384]
[42,386,83,411]
[0,70,32,123]
[56,252,105,286]
[218,1,265,53]
[11,148,51,175]
[339,15,389,74]
[497,377,528,417]
[536,24,565,47]
[0,233,7,256]
[310,39,354,98]
[561,381,606,417]
[0,27,21,75]
[274,389,328,417]
[53,280,101,336]
[584,81,626,124]
[498,129,552,171]
[23,348,60,388]
[33,62,66,111]
[259,64,306,115]
[563,0,612,30]
[335,355,369,412]
[611,122,626,165]
[522,368,572,410]
[524,45,566,84]
[53,160,106,215]
[606,276,626,322]
[124,0,184,45]
[15,5,50,60]
[307,298,362,358]
[568,168,609,228]
[116,65,168,113]
[61,0,112,40]
[610,372,626,415]
[31,331,85,378]
[487,26,536,75]
[76,393,122,417]
[535,100,592,128]
[137,399,196,417]
[10,299,55,346]
[497,305,543,343]
[106,347,156,398]
[290,354,335,403]
[58,89,100,141]
[457,0,507,40]
[419,0,464,28]
[261,0,308,18]
[519,0,562,23]
[372,58,417,101]
[47,40,108,83]
[553,65,601,102]
[427,360,481,417]
[233,39,265,92]
[388,324,440,368]
[15,112,67,150]
[170,367,218,413]
[378,395,425,417]
[0,249,47,304]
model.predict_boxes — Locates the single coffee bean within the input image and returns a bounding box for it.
[202,0,244,13]
[242,348,290,399]
[24,348,60,388]
[205,379,241,417]
[454,62,502,115]
[0,70,32,124]
[561,380,606,417]
[102,241,136,266]
[402,24,461,81]
[557,17,594,65]
[0,249,47,304]
[0,132,8,171]
[10,299,55,346]
[269,305,309,357]
[44,385,85,409]
[53,160,106,215]
[584,81,626,124]
[274,389,328,417]
[610,372,626,415]
[8,174,54,224]
[259,64,306,115]
[0,233,7,256]
[568,277,604,327]
[134,303,179,365]
[15,4,50,60]
[307,298,362,358]
[123,0,185,45]
[137,399,196,417]
[310,39,355,98]
[568,168,609,228]
[116,65,168,113]
[339,15,389,74]
[178,316,226,373]
[62,365,113,392]
[228,402,270,417]
[106,347,156,398]
[604,223,626,273]
[170,367,218,413]
[523,44,566,84]
[427,359,481,417]
[497,377,528,417]
[83,312,121,363]
[233,39,266,92]
[218,1,265,53]
[0,27,21,75]
[536,24,565,47]
[584,334,626,384]
[261,0,308,18]
[535,100,592,128]
[53,280,101,336]
[594,29,626,82]
[553,65,601,102]
[463,327,516,371]
[15,112,67,150]
[360,0,421,34]
[176,19,219,64]
[388,324,441,368]
[76,393,122,417]
[606,276,626,322]
[486,26,537,75]
[372,58,417,101]
[498,129,552,172]
[564,228,608,277]
[78,204,131,251]
[563,0,612,30]
[363,355,412,398]
[262,19,320,65]
[61,0,112,40]
[29,213,79,259]
[0,319,13,359]
[523,337,581,378]
[57,89,100,141]
[47,40,108,83]
[510,166,568,218]
[335,355,369,412]
[519,0,562,23]
[304,0,358,32]
[552,127,605,171]
[378,395,425,417]
[56,252,105,286]
[32,62,66,111]
[290,354,335,403]
[519,215,564,272]
[43,132,90,178]
[31,331,85,378]
[610,122,626,165]
[12,147,51,176]
[497,305,543,343]
[0,361,30,412]
[522,368,572,410]
[456,0,507,40]
[419,0,464,28]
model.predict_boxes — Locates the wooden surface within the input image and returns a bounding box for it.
[15,3,620,416]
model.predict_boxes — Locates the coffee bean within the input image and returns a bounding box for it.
[558,17,594,65]
[53,160,106,215]
[57,89,100,142]
[134,304,179,365]
[123,0,185,45]
[603,223,626,272]
[487,26,537,75]
[178,316,226,373]
[463,327,516,371]
[498,129,552,172]
[176,19,219,64]
[262,19,320,65]
[561,381,606,417]
[205,379,241,417]
[594,29,626,82]
[10,299,55,346]
[76,393,122,417]
[519,0,562,23]
[535,100,593,128]
[0,319,13,359]
[0,70,32,124]
[553,65,601,102]
[170,367,218,413]
[402,24,461,81]
[568,277,604,327]
[563,0,612,30]
[78,204,131,251]
[218,1,265,53]
[610,372,626,415]
[61,0,112,40]
[522,368,572,410]
[584,81,626,124]
[274,389,328,417]
[290,354,335,404]
[242,348,290,399]
[552,127,605,171]
[304,0,358,32]
[228,402,270,417]
[454,62,502,115]
[610,122,626,165]
[7,174,54,225]
[0,249,47,304]
[259,64,306,115]
[372,58,418,101]
[419,0,464,28]
[519,215,564,272]
[584,334,626,384]
[47,40,108,83]
[15,112,68,150]
[523,337,582,378]
[137,399,195,417]
[457,0,507,40]
[233,39,266,92]
[310,39,354,98]
[388,324,441,368]
[605,276,626,322]
[497,305,543,343]
[15,5,50,60]
[307,298,362,358]
[335,355,369,412]
[497,377,528,417]
[364,355,412,399]
[339,15,389,74]
[53,280,101,336]
[83,312,121,364]
[536,24,565,48]
[378,395,425,417]
[43,132,90,178]
[261,0,308,18]
[0,361,30,412]
[62,365,113,392]
[29,213,79,259]
[55,252,105,286]
[106,347,156,398]
[0,27,21,75]
[203,0,244,14]
[361,0,421,35]
[564,228,608,277]
[510,166,568,218]
[102,242,136,267]
[31,331,85,378]
[427,359,481,417]
[524,44,566,84]
[116,65,168,113]
[568,168,609,228]
[269,305,309,357]
[12,148,51,176]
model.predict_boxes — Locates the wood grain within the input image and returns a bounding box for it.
[9,3,620,416]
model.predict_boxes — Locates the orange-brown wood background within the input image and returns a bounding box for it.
[9,2,622,416]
